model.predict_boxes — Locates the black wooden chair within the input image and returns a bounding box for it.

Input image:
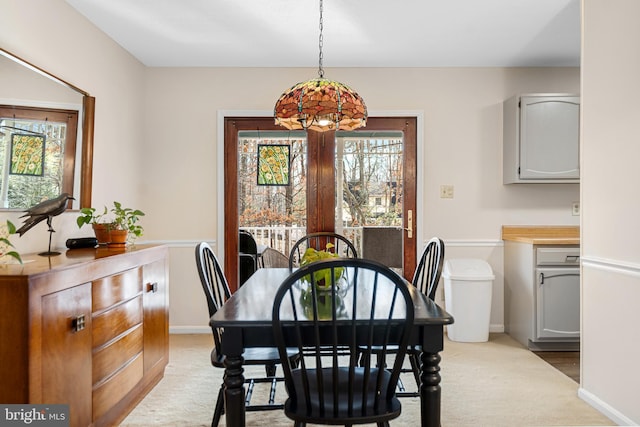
[239,230,258,285]
[288,232,358,359]
[359,237,445,397]
[195,242,300,427]
[288,232,358,270]
[398,237,445,396]
[412,237,446,301]
[272,258,415,427]
[261,247,290,268]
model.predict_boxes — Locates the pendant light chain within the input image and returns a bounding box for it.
[273,0,367,132]
[318,0,324,78]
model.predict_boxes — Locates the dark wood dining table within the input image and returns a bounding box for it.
[210,267,454,427]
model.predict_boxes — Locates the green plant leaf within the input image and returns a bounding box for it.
[1,220,22,264]
[5,251,21,263]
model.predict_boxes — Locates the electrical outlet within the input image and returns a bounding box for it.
[440,185,454,199]
[572,202,580,216]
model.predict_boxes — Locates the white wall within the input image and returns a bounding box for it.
[142,66,579,331]
[10,1,640,423]
[3,0,582,360]
[0,0,146,255]
[579,0,640,424]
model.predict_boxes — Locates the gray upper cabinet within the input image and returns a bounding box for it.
[503,94,580,184]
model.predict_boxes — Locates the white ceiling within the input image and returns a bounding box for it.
[64,0,580,68]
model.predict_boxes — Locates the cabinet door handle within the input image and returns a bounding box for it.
[539,272,580,285]
[71,315,86,332]
[147,282,158,293]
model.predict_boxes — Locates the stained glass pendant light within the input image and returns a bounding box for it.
[274,0,367,132]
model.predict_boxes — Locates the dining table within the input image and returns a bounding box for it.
[210,267,454,427]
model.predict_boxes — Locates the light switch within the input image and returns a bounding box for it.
[440,185,454,199]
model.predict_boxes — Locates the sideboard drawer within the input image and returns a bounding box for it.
[92,268,142,313]
[93,324,143,385]
[92,353,144,422]
[92,296,142,348]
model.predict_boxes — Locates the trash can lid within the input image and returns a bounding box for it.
[442,258,495,281]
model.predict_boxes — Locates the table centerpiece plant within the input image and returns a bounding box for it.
[299,243,347,319]
[299,243,345,288]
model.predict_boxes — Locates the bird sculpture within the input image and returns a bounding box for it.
[17,193,75,236]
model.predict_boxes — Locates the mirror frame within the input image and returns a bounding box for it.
[0,47,94,209]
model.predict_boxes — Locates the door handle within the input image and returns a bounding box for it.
[404,210,413,239]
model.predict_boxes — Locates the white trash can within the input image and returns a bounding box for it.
[443,258,495,342]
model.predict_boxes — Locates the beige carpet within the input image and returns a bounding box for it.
[121,333,614,427]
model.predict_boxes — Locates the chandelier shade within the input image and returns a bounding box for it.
[274,78,367,132]
[273,0,367,132]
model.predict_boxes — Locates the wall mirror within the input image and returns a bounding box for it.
[0,48,94,210]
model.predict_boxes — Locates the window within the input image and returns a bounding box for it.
[0,105,78,209]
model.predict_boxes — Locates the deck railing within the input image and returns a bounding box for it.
[240,226,363,257]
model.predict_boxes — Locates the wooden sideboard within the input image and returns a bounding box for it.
[0,244,169,427]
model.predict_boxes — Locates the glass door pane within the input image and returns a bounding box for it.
[237,130,307,257]
[336,131,404,274]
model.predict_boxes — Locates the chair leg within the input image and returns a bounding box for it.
[376,351,387,369]
[359,352,370,367]
[265,362,277,377]
[292,355,301,368]
[408,352,421,389]
[211,385,225,427]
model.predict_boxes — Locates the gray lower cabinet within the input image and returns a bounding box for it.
[504,241,580,350]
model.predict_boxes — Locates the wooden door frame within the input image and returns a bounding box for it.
[220,111,423,291]
[223,117,287,291]
[306,130,336,232]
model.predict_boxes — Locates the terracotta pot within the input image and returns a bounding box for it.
[92,223,111,245]
[107,229,128,247]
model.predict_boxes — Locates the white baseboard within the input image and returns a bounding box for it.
[578,387,637,425]
[170,326,210,334]
[489,324,505,333]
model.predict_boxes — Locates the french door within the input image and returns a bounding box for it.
[224,116,417,291]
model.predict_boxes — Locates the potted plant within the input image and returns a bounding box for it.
[0,220,22,264]
[77,206,110,244]
[299,243,347,319]
[108,201,145,247]
[77,202,145,246]
[300,243,345,289]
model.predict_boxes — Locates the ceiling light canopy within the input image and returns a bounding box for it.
[274,0,367,132]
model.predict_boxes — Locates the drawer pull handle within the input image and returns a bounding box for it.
[72,315,86,332]
[147,282,158,293]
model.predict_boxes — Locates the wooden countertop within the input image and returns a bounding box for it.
[0,244,166,277]
[502,226,580,245]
